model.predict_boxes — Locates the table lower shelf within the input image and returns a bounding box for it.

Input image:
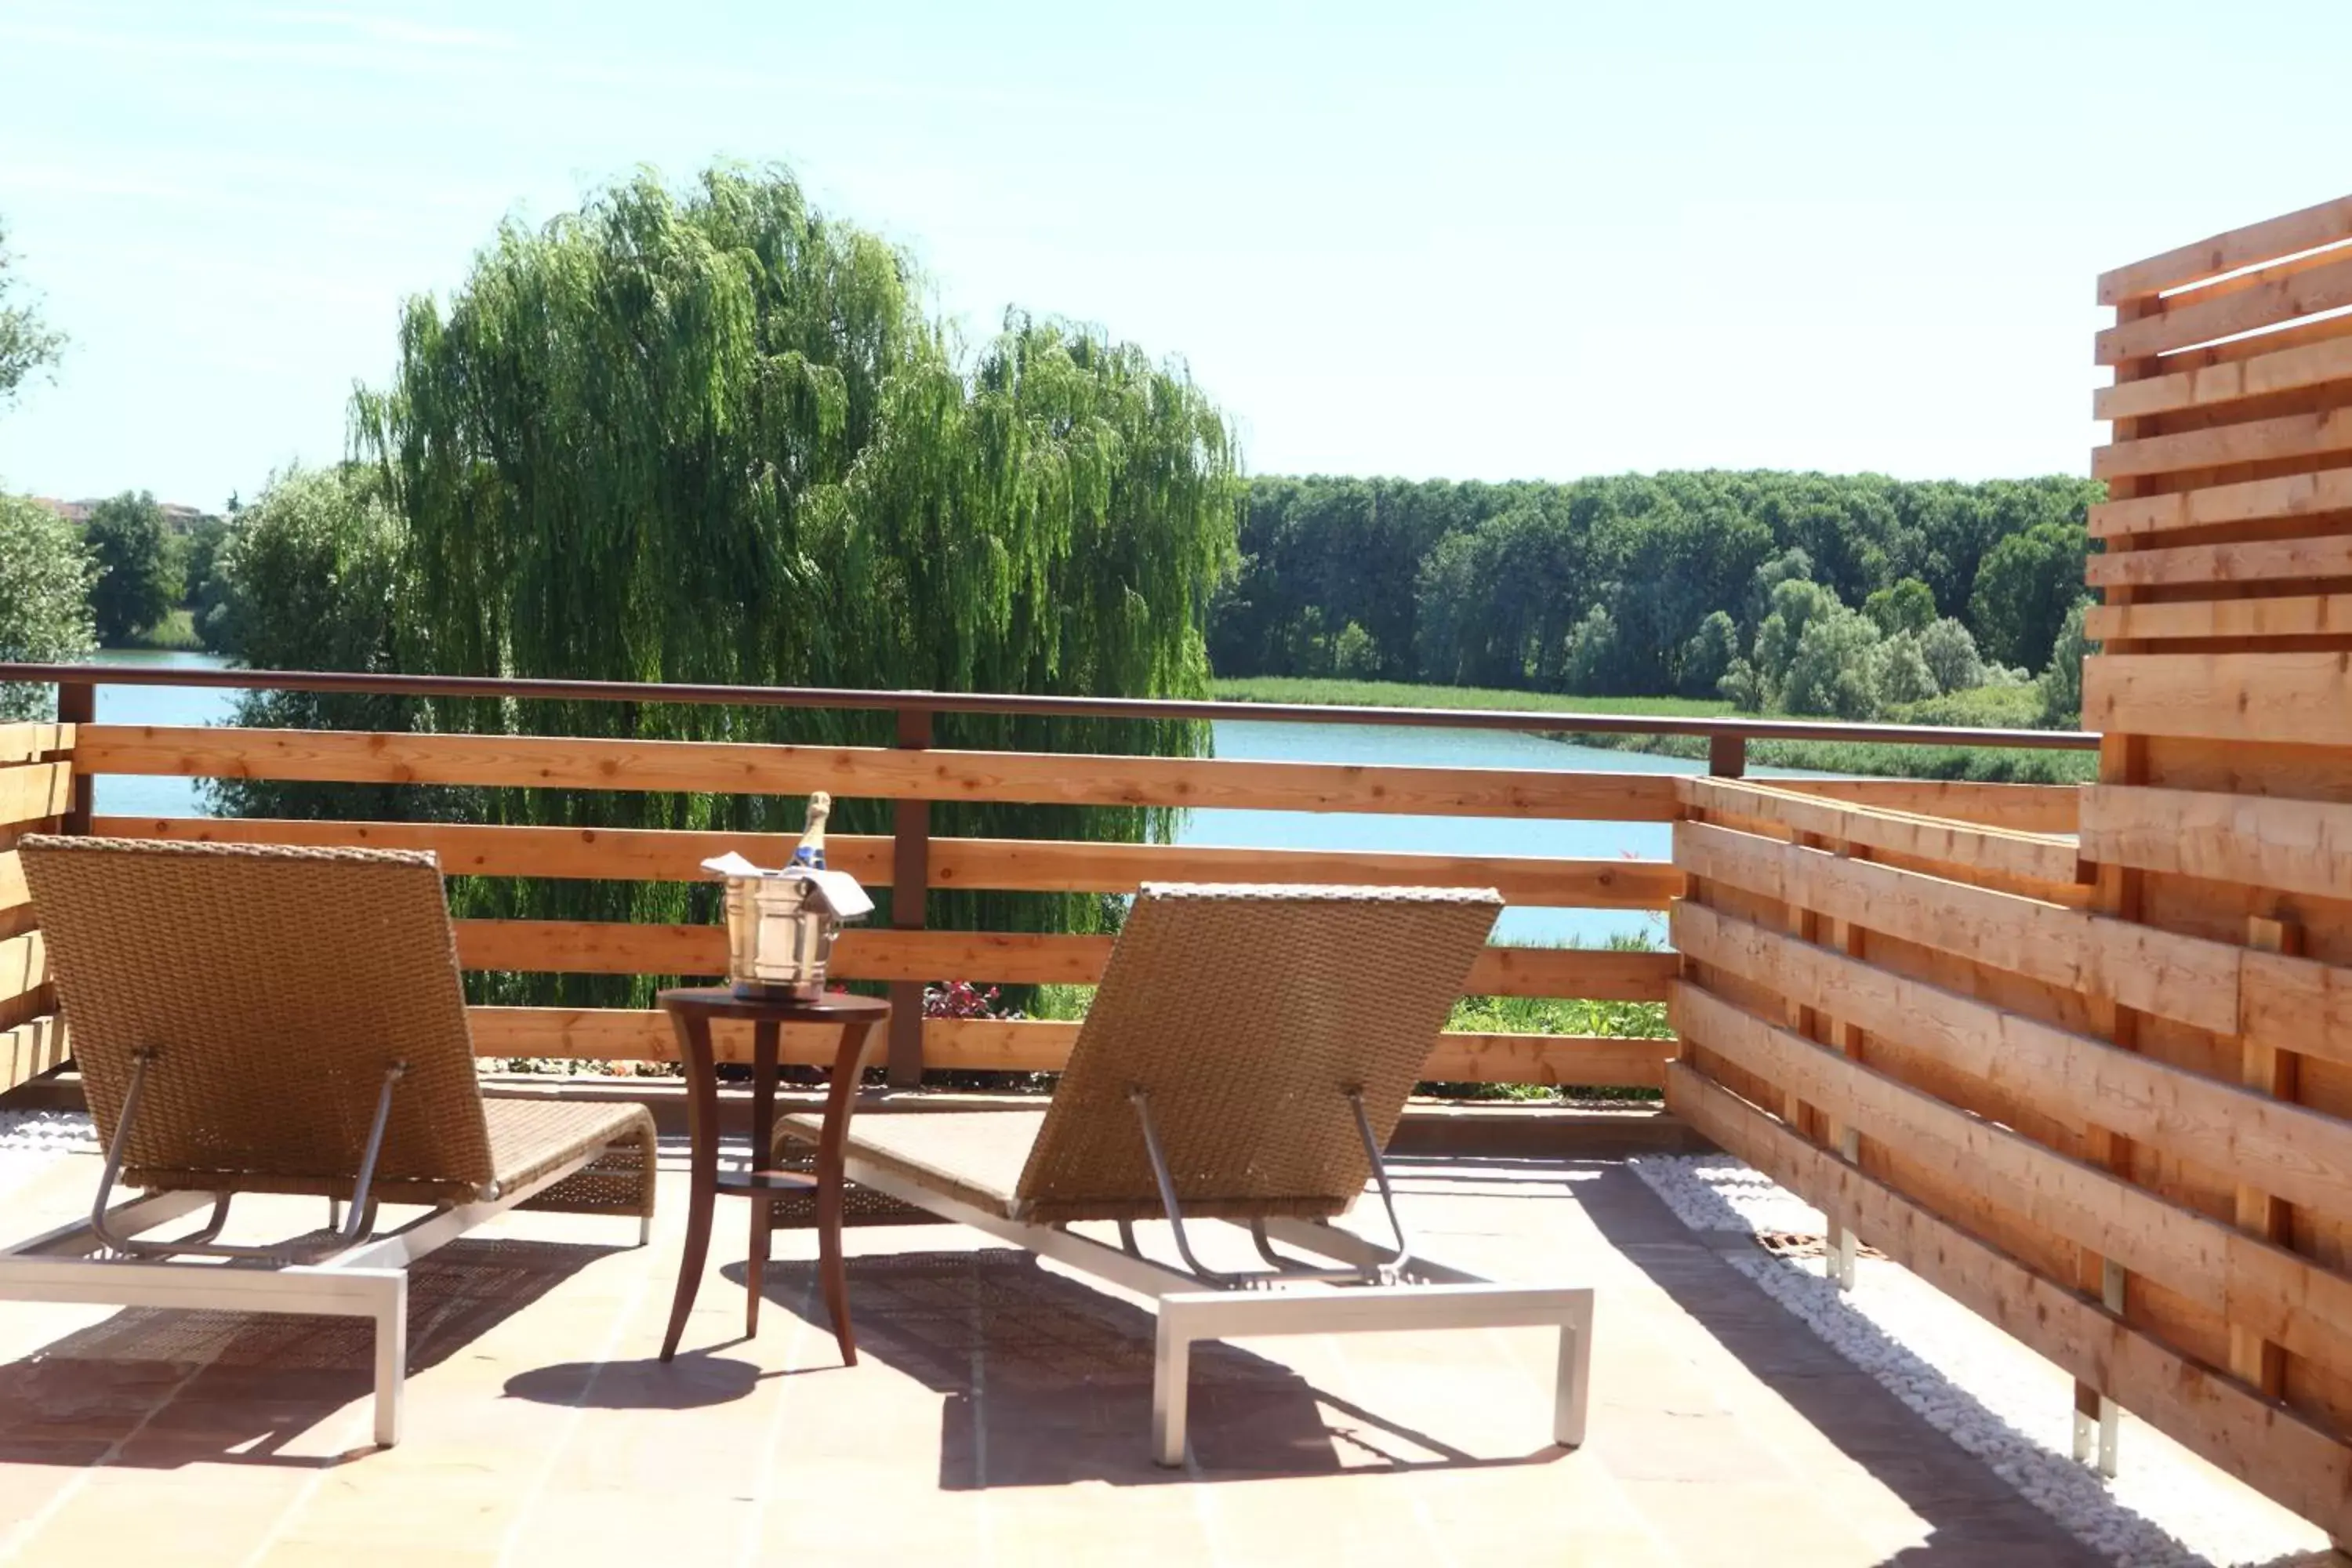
[715,1169,822,1196]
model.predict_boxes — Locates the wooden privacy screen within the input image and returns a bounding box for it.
[1671,193,2352,1541]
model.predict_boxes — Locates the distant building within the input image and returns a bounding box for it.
[27,496,216,534]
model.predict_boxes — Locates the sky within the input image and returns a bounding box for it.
[4,1,2352,510]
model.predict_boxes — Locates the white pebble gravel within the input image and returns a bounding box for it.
[0,1109,93,1200]
[1631,1156,2328,1568]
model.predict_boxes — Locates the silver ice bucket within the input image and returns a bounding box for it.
[720,873,843,999]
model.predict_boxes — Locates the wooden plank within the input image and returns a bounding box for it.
[2081,785,2352,900]
[466,1007,1082,1072]
[451,923,1117,985]
[1771,777,2081,835]
[0,724,71,765]
[2084,594,2352,644]
[2232,917,2302,1398]
[0,764,71,829]
[1679,776,2082,885]
[0,850,23,915]
[1417,1033,1670,1088]
[0,930,45,1010]
[463,1005,1652,1083]
[2085,535,2352,591]
[2083,652,2352,747]
[1671,980,2352,1361]
[2099,196,2352,305]
[1674,818,2243,1040]
[448,918,1651,1000]
[2093,404,2352,483]
[96,815,1681,908]
[74,724,1681,822]
[2094,331,2352,423]
[1672,900,2352,1225]
[1664,1062,2352,1541]
[0,1014,65,1095]
[2096,249,2352,364]
[1465,946,1675,1001]
[2089,466,2352,543]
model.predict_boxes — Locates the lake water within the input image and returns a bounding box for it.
[78,652,1799,945]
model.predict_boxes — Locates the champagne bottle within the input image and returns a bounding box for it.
[789,790,831,870]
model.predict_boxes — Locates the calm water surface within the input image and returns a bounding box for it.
[83,653,1799,944]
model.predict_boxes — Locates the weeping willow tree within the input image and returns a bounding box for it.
[350,165,1241,1005]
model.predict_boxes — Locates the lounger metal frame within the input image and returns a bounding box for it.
[0,1070,636,1449]
[837,1102,1594,1468]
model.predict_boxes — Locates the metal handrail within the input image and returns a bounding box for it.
[0,662,2101,752]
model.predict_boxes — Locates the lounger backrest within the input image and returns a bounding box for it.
[19,836,496,1203]
[1013,884,1502,1224]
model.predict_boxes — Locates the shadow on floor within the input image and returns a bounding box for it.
[0,1236,615,1470]
[747,1246,1570,1490]
[1577,1163,2165,1566]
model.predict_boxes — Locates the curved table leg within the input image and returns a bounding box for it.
[815,1018,877,1366]
[661,1010,720,1362]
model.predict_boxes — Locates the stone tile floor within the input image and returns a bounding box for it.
[0,1137,2129,1566]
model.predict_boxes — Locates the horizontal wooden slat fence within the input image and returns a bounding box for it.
[0,675,2087,1099]
[20,712,1731,1091]
[1671,194,2352,1544]
[1666,773,2352,1538]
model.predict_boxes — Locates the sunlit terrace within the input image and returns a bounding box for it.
[2,601,2347,1568]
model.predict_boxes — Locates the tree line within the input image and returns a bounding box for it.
[1210,472,2100,725]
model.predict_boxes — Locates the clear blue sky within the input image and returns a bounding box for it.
[3,1,2350,510]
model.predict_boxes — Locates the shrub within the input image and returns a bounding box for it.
[1917,616,1984,695]
[1780,604,1882,720]
[1679,610,1739,698]
[1330,620,1381,680]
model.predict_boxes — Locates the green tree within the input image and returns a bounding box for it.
[1752,578,1842,693]
[84,490,175,644]
[200,466,428,818]
[2037,597,2096,726]
[0,495,96,720]
[1917,616,1985,695]
[0,218,66,412]
[1561,604,1623,694]
[1330,621,1381,680]
[1780,605,1883,720]
[1680,610,1739,698]
[347,165,1240,1006]
[1970,521,2089,671]
[1864,576,1936,637]
[1871,632,1938,707]
[1717,656,1766,712]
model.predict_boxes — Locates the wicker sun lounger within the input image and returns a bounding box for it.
[777,883,1595,1466]
[2,837,657,1446]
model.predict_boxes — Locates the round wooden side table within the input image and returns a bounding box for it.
[655,985,890,1366]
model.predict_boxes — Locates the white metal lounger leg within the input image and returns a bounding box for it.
[1148,1283,1595,1469]
[1153,1314,1194,1468]
[372,1272,408,1446]
[1554,1291,1593,1449]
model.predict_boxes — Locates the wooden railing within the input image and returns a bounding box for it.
[0,662,2092,1096]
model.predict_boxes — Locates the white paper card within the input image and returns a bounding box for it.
[800,869,875,919]
[699,851,767,878]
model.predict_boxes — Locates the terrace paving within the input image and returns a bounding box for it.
[0,1130,2104,1566]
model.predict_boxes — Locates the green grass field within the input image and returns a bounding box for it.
[1211,675,2094,783]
